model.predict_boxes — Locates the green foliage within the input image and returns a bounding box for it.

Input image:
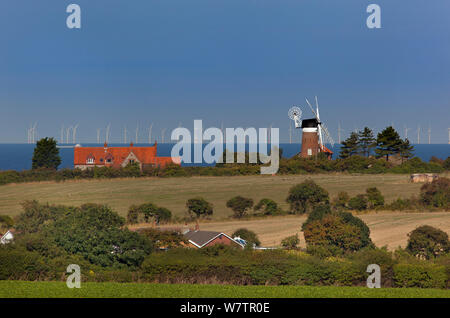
[286,180,329,214]
[14,200,68,234]
[348,194,368,211]
[443,157,450,170]
[32,137,61,170]
[331,191,350,210]
[420,177,450,209]
[398,138,414,163]
[358,127,376,157]
[138,228,188,249]
[232,228,261,247]
[302,207,373,256]
[366,187,385,208]
[406,225,450,260]
[226,196,254,218]
[0,215,14,229]
[281,234,300,249]
[253,198,283,215]
[339,132,360,159]
[375,126,403,161]
[393,264,447,289]
[126,203,172,224]
[186,197,213,219]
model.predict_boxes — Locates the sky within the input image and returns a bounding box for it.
[0,0,449,143]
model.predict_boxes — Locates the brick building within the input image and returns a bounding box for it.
[74,142,179,171]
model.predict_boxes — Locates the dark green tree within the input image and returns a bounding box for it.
[339,132,360,159]
[32,137,61,170]
[186,197,214,218]
[286,180,329,214]
[358,127,376,157]
[398,138,414,163]
[366,187,385,208]
[226,196,253,218]
[375,126,402,161]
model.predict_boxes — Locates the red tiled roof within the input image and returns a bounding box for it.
[74,143,178,168]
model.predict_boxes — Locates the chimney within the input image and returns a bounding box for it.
[130,142,134,147]
[104,142,107,147]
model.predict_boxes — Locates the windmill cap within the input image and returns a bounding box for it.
[301,118,319,128]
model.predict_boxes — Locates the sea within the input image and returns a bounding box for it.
[0,143,448,171]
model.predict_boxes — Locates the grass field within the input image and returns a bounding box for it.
[0,281,449,298]
[0,174,431,218]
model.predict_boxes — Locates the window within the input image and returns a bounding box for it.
[87,157,95,164]
[307,149,312,156]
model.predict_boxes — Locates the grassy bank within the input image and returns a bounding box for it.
[1,281,449,298]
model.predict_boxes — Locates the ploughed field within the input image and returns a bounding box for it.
[0,281,449,298]
[0,174,431,218]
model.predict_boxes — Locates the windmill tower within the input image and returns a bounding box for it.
[148,123,153,144]
[338,122,344,144]
[448,128,450,145]
[428,126,431,144]
[417,125,421,144]
[404,125,411,140]
[292,96,334,158]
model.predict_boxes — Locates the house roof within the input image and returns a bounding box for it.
[184,230,244,248]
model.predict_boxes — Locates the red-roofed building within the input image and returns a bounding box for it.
[74,142,180,171]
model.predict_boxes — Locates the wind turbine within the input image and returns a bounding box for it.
[105,123,111,144]
[97,128,101,143]
[148,123,153,144]
[161,128,166,143]
[72,124,79,143]
[66,126,72,144]
[61,125,65,144]
[417,125,421,144]
[404,125,411,140]
[338,122,344,144]
[428,125,431,144]
[135,123,139,144]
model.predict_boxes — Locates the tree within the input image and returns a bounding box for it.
[407,225,450,260]
[281,234,300,249]
[253,198,282,215]
[398,138,414,163]
[226,196,253,218]
[139,228,188,249]
[339,132,359,159]
[302,206,373,256]
[32,137,61,170]
[348,194,368,211]
[443,157,450,170]
[286,180,329,214]
[375,126,402,161]
[331,191,350,210]
[186,197,213,218]
[232,228,260,247]
[358,127,376,157]
[366,187,385,208]
[420,177,450,209]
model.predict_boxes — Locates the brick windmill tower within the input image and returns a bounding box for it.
[289,96,334,159]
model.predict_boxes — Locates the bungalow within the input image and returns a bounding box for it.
[183,230,244,249]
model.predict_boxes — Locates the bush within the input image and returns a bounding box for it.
[281,234,300,249]
[253,198,283,215]
[138,228,188,249]
[348,194,368,211]
[186,197,213,219]
[226,196,254,219]
[331,191,350,210]
[232,228,261,247]
[286,180,329,214]
[127,203,172,224]
[366,187,384,208]
[0,215,14,229]
[393,264,447,288]
[420,177,450,209]
[443,157,450,170]
[406,225,450,260]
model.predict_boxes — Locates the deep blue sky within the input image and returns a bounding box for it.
[1,0,449,143]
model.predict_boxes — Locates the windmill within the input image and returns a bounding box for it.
[287,96,334,159]
[338,122,344,144]
[105,123,111,144]
[97,128,101,144]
